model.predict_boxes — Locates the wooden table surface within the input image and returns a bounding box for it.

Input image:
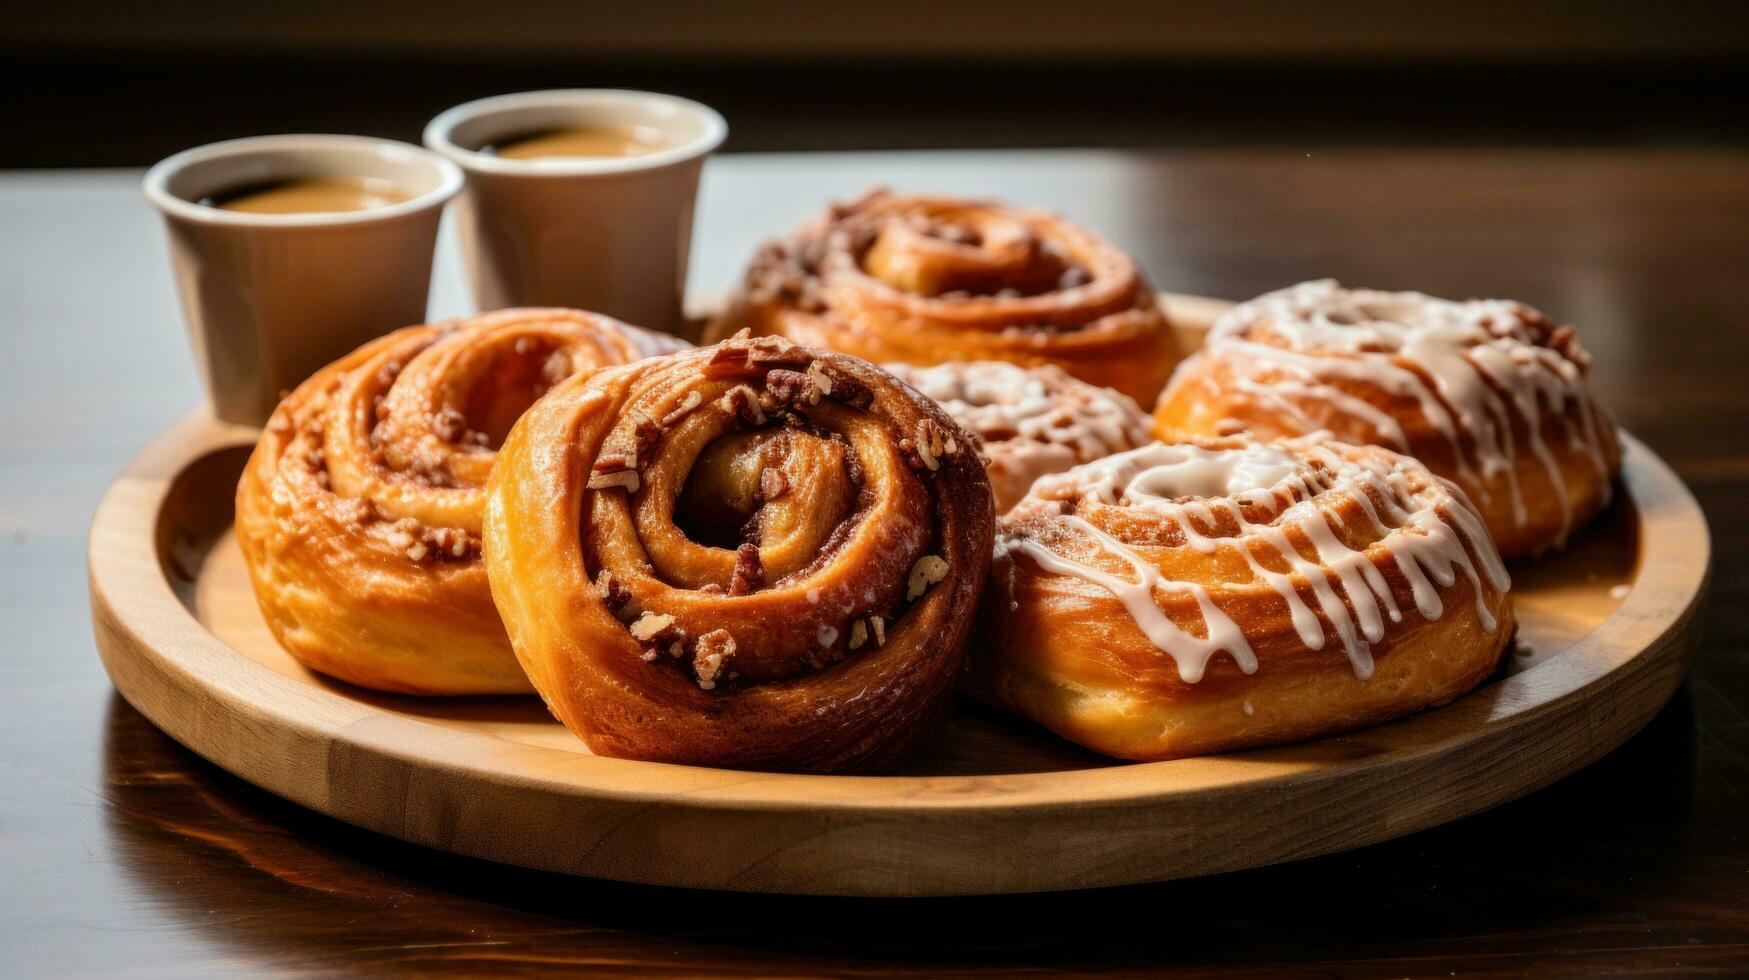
[4,148,1747,976]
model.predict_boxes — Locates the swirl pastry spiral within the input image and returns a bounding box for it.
[969,435,1513,761]
[484,335,994,772]
[885,361,1153,514]
[1155,280,1620,559]
[706,190,1182,403]
[235,308,684,695]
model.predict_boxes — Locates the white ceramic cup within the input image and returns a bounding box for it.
[423,90,727,339]
[144,135,462,425]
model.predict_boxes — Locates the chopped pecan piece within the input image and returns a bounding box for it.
[906,555,950,600]
[692,629,737,690]
[586,457,641,492]
[906,419,954,471]
[703,344,754,378]
[730,543,764,596]
[631,413,663,462]
[721,385,766,425]
[763,368,815,409]
[593,569,632,612]
[660,390,703,427]
[747,335,807,367]
[819,365,872,408]
[628,611,678,643]
[758,467,788,502]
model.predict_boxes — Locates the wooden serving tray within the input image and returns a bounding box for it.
[89,296,1710,897]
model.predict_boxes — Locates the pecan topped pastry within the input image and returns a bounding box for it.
[885,360,1154,514]
[484,336,994,772]
[235,308,684,695]
[707,190,1183,404]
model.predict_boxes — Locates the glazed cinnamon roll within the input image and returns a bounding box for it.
[484,335,994,772]
[884,361,1153,514]
[1155,280,1620,559]
[235,308,684,695]
[969,435,1513,761]
[706,190,1182,404]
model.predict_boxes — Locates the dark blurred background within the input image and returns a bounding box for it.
[8,0,1749,168]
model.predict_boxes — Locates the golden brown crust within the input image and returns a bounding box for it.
[705,190,1183,404]
[968,435,1515,761]
[484,336,995,772]
[234,308,685,695]
[1154,281,1621,560]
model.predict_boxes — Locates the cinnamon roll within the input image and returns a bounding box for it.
[483,335,994,772]
[706,190,1183,404]
[1155,280,1620,559]
[969,435,1513,761]
[235,308,684,695]
[884,361,1153,514]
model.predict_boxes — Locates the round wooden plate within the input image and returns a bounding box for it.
[89,299,1710,897]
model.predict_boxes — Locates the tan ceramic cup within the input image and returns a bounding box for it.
[424,90,727,339]
[144,135,463,424]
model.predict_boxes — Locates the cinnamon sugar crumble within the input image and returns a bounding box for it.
[333,497,375,525]
[433,408,468,444]
[388,516,479,563]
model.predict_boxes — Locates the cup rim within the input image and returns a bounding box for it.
[142,134,465,228]
[422,89,728,178]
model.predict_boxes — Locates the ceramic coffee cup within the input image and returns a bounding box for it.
[144,135,462,425]
[423,90,727,339]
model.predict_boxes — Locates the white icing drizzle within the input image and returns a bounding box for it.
[1190,280,1612,546]
[885,361,1152,511]
[1000,439,1510,683]
[1006,514,1257,683]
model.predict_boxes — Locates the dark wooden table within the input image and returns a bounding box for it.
[4,149,1747,976]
